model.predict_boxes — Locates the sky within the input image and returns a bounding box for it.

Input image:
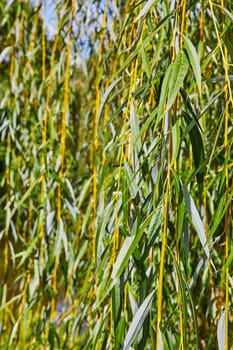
[41,0,57,39]
[40,0,107,39]
[29,0,115,67]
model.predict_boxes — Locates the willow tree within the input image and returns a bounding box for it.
[88,1,233,349]
[0,0,232,349]
[0,0,93,348]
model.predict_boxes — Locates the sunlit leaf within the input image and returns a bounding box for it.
[111,214,153,280]
[124,161,138,199]
[157,64,172,119]
[98,77,122,123]
[182,34,202,95]
[181,182,210,260]
[171,120,180,166]
[0,46,12,63]
[213,3,233,22]
[134,0,160,22]
[217,310,226,350]
[167,50,189,109]
[123,292,154,350]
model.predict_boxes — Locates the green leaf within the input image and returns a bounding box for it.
[0,46,12,63]
[169,251,188,348]
[181,182,210,261]
[157,64,172,120]
[91,316,108,350]
[111,236,134,281]
[171,120,180,166]
[140,48,152,79]
[122,291,154,350]
[8,321,19,345]
[111,214,153,280]
[130,104,142,155]
[217,310,226,350]
[48,323,60,348]
[209,194,225,237]
[221,248,233,285]
[115,16,172,76]
[183,111,205,190]
[98,77,122,123]
[15,236,39,268]
[0,294,22,312]
[78,177,92,209]
[112,281,125,347]
[222,25,233,62]
[168,246,199,349]
[134,0,160,22]
[167,50,189,109]
[182,34,202,95]
[124,161,138,199]
[213,3,233,23]
[96,200,114,265]
[10,176,41,219]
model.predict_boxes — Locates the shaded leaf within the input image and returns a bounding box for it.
[183,111,205,190]
[140,47,152,79]
[213,3,233,23]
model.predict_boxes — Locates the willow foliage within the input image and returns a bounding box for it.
[0,0,232,349]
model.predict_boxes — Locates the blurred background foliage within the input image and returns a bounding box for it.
[0,0,232,349]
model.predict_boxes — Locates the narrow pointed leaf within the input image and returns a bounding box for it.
[124,161,138,199]
[130,104,141,154]
[140,48,152,79]
[111,236,134,281]
[0,46,12,63]
[171,120,180,165]
[183,111,205,189]
[182,34,202,95]
[111,214,153,279]
[98,77,122,123]
[217,310,226,350]
[181,182,210,259]
[213,3,233,23]
[123,291,154,350]
[157,64,172,120]
[167,50,189,110]
[134,0,159,22]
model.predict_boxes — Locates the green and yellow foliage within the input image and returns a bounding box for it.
[0,0,232,349]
